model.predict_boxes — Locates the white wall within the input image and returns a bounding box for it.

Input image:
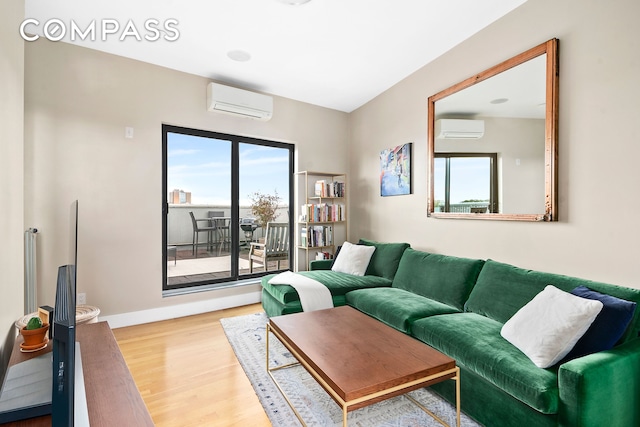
[490,117,545,214]
[0,0,25,378]
[24,40,349,319]
[349,0,640,288]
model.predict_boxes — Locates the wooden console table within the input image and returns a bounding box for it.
[2,321,154,426]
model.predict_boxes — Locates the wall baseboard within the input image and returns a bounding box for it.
[100,289,261,329]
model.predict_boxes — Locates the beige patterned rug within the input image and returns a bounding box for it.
[221,312,482,426]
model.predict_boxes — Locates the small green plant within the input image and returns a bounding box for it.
[249,190,281,230]
[26,316,43,330]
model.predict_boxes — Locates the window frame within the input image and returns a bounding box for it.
[161,124,294,292]
[433,152,498,213]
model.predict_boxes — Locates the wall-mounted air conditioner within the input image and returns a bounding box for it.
[207,82,273,121]
[435,119,485,139]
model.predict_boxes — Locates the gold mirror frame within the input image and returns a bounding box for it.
[427,38,559,221]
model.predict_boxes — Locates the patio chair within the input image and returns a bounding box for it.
[189,211,216,257]
[208,211,230,254]
[249,222,289,273]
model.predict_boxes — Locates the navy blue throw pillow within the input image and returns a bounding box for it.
[563,286,637,361]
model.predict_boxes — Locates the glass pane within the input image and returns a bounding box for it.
[449,157,491,213]
[238,143,290,276]
[433,158,446,212]
[166,132,232,286]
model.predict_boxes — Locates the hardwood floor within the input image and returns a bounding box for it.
[112,303,272,427]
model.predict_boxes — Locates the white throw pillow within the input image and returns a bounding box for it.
[331,242,375,276]
[500,285,603,368]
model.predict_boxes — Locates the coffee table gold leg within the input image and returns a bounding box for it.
[266,323,309,427]
[403,367,461,427]
[455,367,461,427]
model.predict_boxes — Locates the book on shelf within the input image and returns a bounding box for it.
[301,203,345,222]
[314,180,326,196]
[313,180,346,198]
[300,225,333,247]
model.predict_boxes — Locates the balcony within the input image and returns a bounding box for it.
[434,202,490,213]
[166,204,290,286]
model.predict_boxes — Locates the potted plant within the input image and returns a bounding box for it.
[20,316,49,347]
[249,190,281,232]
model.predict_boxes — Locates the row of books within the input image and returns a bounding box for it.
[300,203,345,223]
[314,180,346,198]
[300,225,333,248]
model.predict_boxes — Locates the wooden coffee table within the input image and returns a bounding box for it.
[267,306,460,426]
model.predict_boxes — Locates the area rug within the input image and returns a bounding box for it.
[221,312,482,427]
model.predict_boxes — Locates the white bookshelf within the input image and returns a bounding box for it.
[295,171,347,271]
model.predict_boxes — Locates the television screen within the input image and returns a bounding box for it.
[52,264,76,426]
[52,200,78,427]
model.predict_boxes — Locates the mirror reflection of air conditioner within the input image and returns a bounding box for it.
[207,83,273,121]
[435,119,485,139]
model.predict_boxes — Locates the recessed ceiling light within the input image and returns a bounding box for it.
[276,0,312,5]
[227,50,252,62]
[490,98,509,104]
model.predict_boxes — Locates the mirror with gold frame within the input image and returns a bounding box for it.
[427,38,558,221]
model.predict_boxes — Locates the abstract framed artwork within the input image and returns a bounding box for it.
[380,143,412,196]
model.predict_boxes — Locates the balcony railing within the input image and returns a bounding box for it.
[167,204,289,247]
[166,204,290,285]
[434,202,490,213]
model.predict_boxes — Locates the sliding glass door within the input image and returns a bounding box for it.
[162,125,293,291]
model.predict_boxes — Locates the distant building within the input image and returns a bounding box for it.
[170,189,191,204]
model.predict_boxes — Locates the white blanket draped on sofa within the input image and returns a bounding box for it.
[268,271,334,312]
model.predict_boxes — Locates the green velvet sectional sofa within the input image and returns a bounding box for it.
[260,240,640,427]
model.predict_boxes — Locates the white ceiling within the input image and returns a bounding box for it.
[24,0,527,112]
[436,54,547,119]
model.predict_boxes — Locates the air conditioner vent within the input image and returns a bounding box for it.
[207,83,273,121]
[435,119,485,139]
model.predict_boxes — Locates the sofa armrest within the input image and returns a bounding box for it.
[309,259,333,270]
[558,338,640,427]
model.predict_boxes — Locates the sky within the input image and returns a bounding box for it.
[167,132,290,206]
[434,157,490,203]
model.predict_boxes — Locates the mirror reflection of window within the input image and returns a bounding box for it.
[434,153,497,213]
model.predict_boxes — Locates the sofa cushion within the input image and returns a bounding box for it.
[261,288,349,317]
[412,313,560,414]
[392,248,484,311]
[331,241,375,276]
[309,259,333,271]
[500,285,603,368]
[465,259,640,345]
[261,270,392,305]
[358,239,410,281]
[346,288,460,333]
[562,286,637,361]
